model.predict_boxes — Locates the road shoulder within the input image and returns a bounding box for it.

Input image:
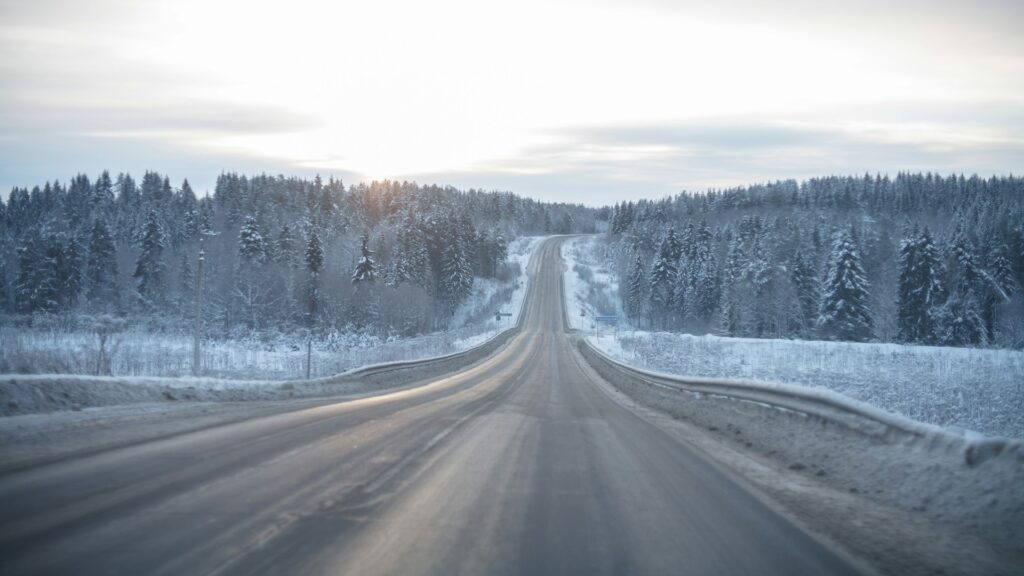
[569,340,1022,576]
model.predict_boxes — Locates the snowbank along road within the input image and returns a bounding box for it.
[0,237,867,575]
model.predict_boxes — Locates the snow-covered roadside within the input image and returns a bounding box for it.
[452,235,543,330]
[0,236,543,383]
[562,236,1024,439]
[562,235,622,331]
[581,353,1024,576]
[0,237,544,419]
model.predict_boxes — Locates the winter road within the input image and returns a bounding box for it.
[0,237,864,575]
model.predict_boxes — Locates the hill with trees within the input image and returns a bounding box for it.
[606,173,1024,348]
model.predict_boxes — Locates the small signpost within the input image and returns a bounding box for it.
[594,315,618,338]
[495,311,513,328]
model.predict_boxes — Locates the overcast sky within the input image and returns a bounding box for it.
[2,0,1022,205]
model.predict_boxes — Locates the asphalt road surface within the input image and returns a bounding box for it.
[0,237,864,575]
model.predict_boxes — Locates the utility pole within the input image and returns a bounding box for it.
[192,245,204,376]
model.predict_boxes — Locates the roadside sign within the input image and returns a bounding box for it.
[595,315,618,323]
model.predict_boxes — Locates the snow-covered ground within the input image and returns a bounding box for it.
[0,236,543,383]
[562,235,622,331]
[563,236,1024,439]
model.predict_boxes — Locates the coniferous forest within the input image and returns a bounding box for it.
[0,172,596,338]
[606,173,1024,348]
[4,171,1023,350]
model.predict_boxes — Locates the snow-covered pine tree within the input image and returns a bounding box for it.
[15,233,59,313]
[663,226,682,262]
[58,236,84,309]
[718,237,744,336]
[626,253,647,326]
[394,208,427,288]
[683,220,718,330]
[274,224,296,266]
[791,251,820,336]
[610,203,622,235]
[648,235,678,328]
[671,256,688,329]
[981,242,1016,342]
[86,219,119,308]
[304,229,324,327]
[238,215,267,265]
[939,291,987,346]
[896,227,945,343]
[352,232,377,284]
[305,229,323,275]
[93,170,114,207]
[133,210,166,307]
[440,234,473,315]
[183,209,199,243]
[198,200,214,235]
[937,234,986,346]
[818,229,873,342]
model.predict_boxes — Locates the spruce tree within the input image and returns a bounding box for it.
[685,220,718,328]
[304,229,324,328]
[15,233,59,313]
[663,227,682,262]
[305,230,324,275]
[58,236,84,309]
[352,232,377,284]
[818,230,873,341]
[937,235,985,346]
[86,219,119,308]
[440,235,473,314]
[93,170,114,206]
[133,210,166,306]
[719,237,745,336]
[238,216,267,265]
[981,243,1016,341]
[275,224,296,266]
[648,234,678,327]
[896,228,945,343]
[626,254,647,325]
[791,251,820,335]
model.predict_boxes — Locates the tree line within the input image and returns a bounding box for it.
[1,172,597,337]
[608,173,1024,348]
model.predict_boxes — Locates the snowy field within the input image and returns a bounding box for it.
[1,236,542,382]
[563,236,1024,439]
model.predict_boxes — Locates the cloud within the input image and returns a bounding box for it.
[409,111,1024,205]
[0,100,317,138]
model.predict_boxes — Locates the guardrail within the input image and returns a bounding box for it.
[323,320,524,388]
[575,336,1022,467]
